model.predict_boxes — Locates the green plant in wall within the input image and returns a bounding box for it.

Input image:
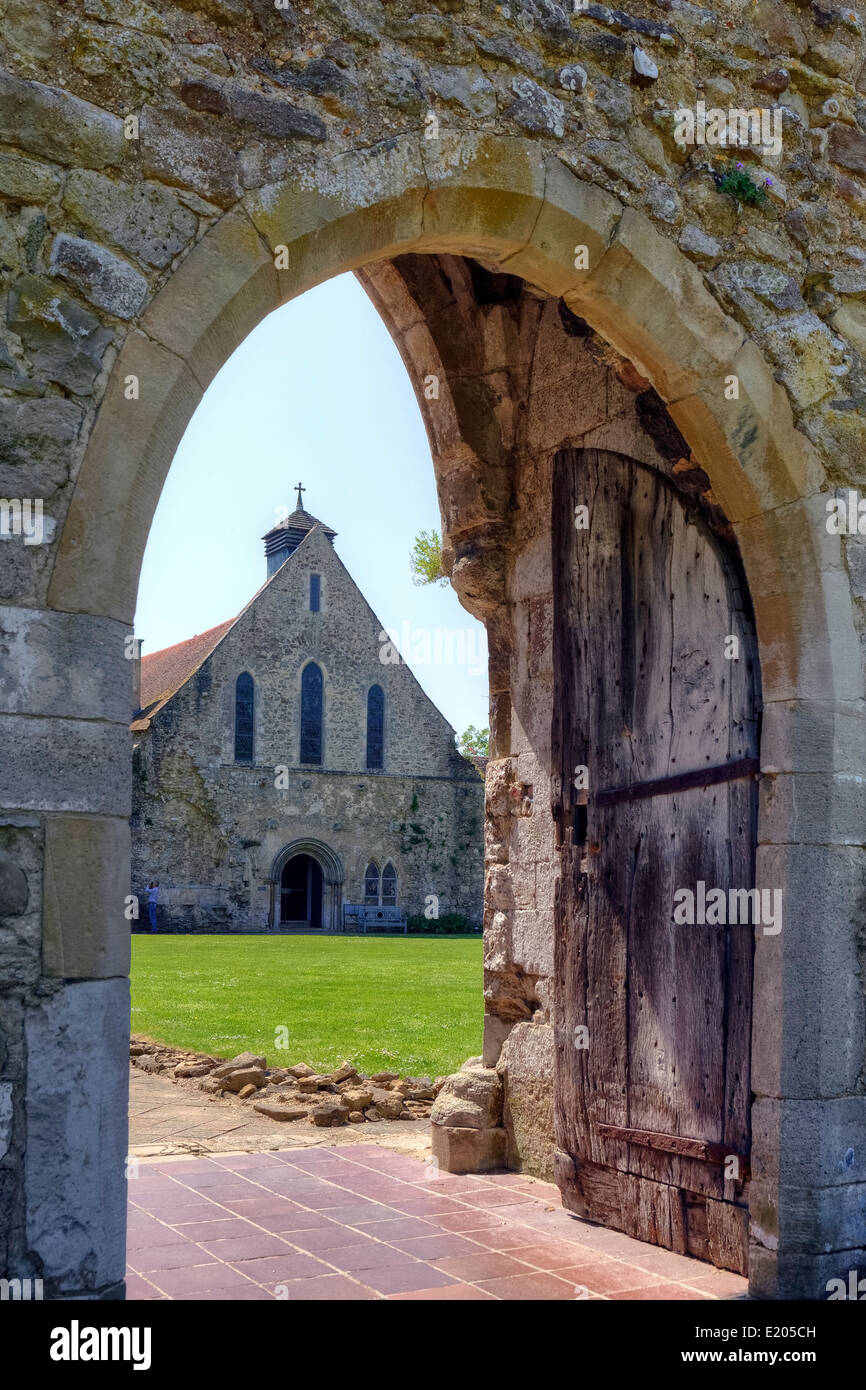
[713,159,772,209]
[398,820,429,853]
[409,529,448,586]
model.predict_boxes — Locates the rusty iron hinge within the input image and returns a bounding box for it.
[597,1123,750,1178]
[595,756,759,809]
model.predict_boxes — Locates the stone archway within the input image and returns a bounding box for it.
[268,838,343,933]
[50,137,830,630]
[4,135,863,1301]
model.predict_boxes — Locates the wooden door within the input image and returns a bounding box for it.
[551,448,760,1275]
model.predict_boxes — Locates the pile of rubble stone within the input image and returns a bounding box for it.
[130,1037,444,1126]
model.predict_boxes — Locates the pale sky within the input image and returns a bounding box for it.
[134,272,490,738]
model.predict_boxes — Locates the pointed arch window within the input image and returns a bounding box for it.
[364,862,380,905]
[366,683,384,770]
[234,672,254,762]
[300,661,323,765]
[381,861,397,906]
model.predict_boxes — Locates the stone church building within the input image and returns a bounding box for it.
[130,496,484,932]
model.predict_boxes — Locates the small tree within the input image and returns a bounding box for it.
[458,725,490,758]
[410,529,448,586]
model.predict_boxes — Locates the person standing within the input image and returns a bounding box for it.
[146,881,159,933]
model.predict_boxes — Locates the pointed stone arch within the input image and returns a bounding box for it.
[7,134,860,1300]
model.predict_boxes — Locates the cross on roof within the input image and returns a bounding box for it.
[295,481,306,510]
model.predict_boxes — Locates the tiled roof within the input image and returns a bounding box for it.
[132,619,235,730]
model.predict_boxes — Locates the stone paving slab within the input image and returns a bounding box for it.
[129,1065,431,1160]
[126,1145,749,1302]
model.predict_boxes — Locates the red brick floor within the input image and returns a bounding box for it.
[126,1146,749,1301]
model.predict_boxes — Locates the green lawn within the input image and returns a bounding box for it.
[131,934,483,1078]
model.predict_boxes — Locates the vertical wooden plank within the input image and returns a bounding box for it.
[622,1173,688,1254]
[707,1198,750,1276]
[552,451,592,1193]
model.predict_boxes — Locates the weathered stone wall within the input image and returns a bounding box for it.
[131,526,484,929]
[3,0,866,591]
[2,0,866,1300]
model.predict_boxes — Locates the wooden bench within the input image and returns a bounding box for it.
[342,903,407,934]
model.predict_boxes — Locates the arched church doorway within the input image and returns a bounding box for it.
[269,839,344,933]
[280,853,323,930]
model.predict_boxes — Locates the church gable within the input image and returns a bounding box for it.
[137,512,475,783]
